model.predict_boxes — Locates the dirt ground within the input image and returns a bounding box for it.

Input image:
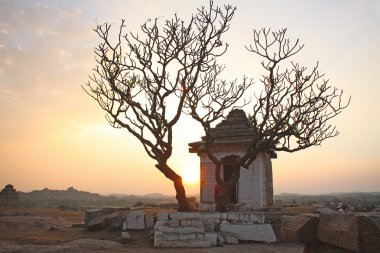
[0,207,305,253]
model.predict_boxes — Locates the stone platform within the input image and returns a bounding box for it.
[153,211,280,248]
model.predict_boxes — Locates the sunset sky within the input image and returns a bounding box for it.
[0,0,379,196]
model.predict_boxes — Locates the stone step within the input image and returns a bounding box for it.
[154,239,212,248]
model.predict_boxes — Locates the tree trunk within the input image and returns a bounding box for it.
[155,163,192,212]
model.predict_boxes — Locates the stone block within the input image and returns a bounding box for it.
[204,223,215,232]
[220,212,228,220]
[157,212,169,221]
[179,233,196,240]
[154,239,212,248]
[154,231,165,239]
[157,226,204,234]
[167,220,180,227]
[191,219,203,227]
[180,219,192,226]
[196,233,205,239]
[217,234,225,245]
[199,212,221,219]
[227,212,239,222]
[198,203,216,212]
[281,214,319,243]
[218,232,239,244]
[180,212,202,220]
[163,233,179,241]
[220,223,276,242]
[169,212,184,219]
[203,218,220,224]
[205,232,218,246]
[249,212,265,223]
[317,212,380,253]
[126,211,145,230]
[121,231,131,240]
[237,212,250,222]
[154,220,167,230]
[122,220,127,231]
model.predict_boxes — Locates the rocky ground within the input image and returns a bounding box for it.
[0,207,305,253]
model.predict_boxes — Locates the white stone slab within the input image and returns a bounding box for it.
[220,223,276,242]
[126,211,145,229]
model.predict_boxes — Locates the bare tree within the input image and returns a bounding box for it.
[83,1,253,211]
[188,28,350,211]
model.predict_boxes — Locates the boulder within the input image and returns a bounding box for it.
[317,212,380,253]
[84,208,114,225]
[86,215,107,231]
[281,213,319,243]
[86,211,128,231]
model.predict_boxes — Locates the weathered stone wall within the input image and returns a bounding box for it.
[153,211,278,248]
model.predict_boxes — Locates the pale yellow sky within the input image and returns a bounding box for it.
[0,0,379,195]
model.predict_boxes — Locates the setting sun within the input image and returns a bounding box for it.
[181,166,200,184]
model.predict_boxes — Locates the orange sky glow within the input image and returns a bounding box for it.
[0,0,379,196]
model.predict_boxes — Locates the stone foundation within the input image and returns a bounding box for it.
[153,211,278,248]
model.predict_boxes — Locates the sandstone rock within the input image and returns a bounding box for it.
[317,212,380,253]
[281,214,319,243]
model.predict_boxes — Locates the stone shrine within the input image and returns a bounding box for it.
[189,109,276,211]
[0,184,19,207]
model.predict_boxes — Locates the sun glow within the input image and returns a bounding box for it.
[181,166,200,184]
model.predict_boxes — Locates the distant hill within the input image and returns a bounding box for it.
[18,187,176,209]
[16,187,380,211]
[108,192,172,199]
[274,192,380,211]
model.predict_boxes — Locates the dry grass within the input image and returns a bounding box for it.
[0,207,157,247]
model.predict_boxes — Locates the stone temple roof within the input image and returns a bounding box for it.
[188,109,255,153]
[206,109,255,142]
